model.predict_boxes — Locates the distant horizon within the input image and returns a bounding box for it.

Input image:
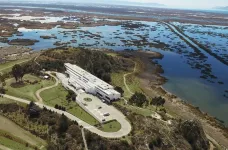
[1,0,228,9]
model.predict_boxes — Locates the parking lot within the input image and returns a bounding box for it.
[77,93,114,123]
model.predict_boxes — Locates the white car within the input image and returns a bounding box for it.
[103,113,110,116]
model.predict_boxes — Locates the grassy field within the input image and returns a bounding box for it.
[5,74,55,101]
[40,84,99,126]
[105,52,119,57]
[111,71,143,99]
[111,71,132,98]
[0,97,28,108]
[115,99,156,117]
[0,58,31,73]
[0,114,47,150]
[98,120,121,132]
[0,136,33,150]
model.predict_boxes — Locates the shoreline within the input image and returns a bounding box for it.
[153,58,228,149]
[119,49,228,148]
[151,51,228,126]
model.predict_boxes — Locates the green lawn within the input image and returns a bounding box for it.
[40,84,99,126]
[5,74,55,101]
[111,71,132,98]
[111,71,143,99]
[99,120,121,132]
[115,100,155,117]
[0,136,33,150]
[105,52,119,57]
[0,97,28,107]
[0,58,31,73]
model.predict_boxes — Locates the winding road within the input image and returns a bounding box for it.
[35,72,59,103]
[1,93,131,138]
[1,71,132,138]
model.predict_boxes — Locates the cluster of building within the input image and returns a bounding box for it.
[64,63,121,102]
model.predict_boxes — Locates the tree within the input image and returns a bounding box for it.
[0,74,5,94]
[58,114,69,134]
[55,104,59,109]
[12,64,24,82]
[114,86,124,96]
[151,96,166,111]
[0,74,5,88]
[148,136,162,149]
[102,73,111,83]
[27,101,40,118]
[129,92,148,107]
[66,90,76,102]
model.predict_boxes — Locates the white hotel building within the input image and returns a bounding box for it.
[64,63,121,101]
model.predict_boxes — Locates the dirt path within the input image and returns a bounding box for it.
[35,72,59,103]
[123,61,136,96]
[81,128,88,150]
[34,55,40,66]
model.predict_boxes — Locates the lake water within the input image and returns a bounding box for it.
[1,20,228,125]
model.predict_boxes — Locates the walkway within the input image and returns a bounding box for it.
[35,72,59,103]
[123,61,137,96]
[34,55,40,66]
[81,128,88,150]
[0,93,132,138]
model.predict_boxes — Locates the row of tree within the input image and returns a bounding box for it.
[54,104,66,111]
[129,92,166,109]
[0,73,5,94]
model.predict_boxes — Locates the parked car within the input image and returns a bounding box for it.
[103,113,110,116]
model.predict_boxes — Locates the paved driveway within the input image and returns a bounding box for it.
[1,94,132,138]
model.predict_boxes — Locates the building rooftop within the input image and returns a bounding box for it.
[65,63,113,90]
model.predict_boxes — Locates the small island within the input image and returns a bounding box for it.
[8,38,39,46]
